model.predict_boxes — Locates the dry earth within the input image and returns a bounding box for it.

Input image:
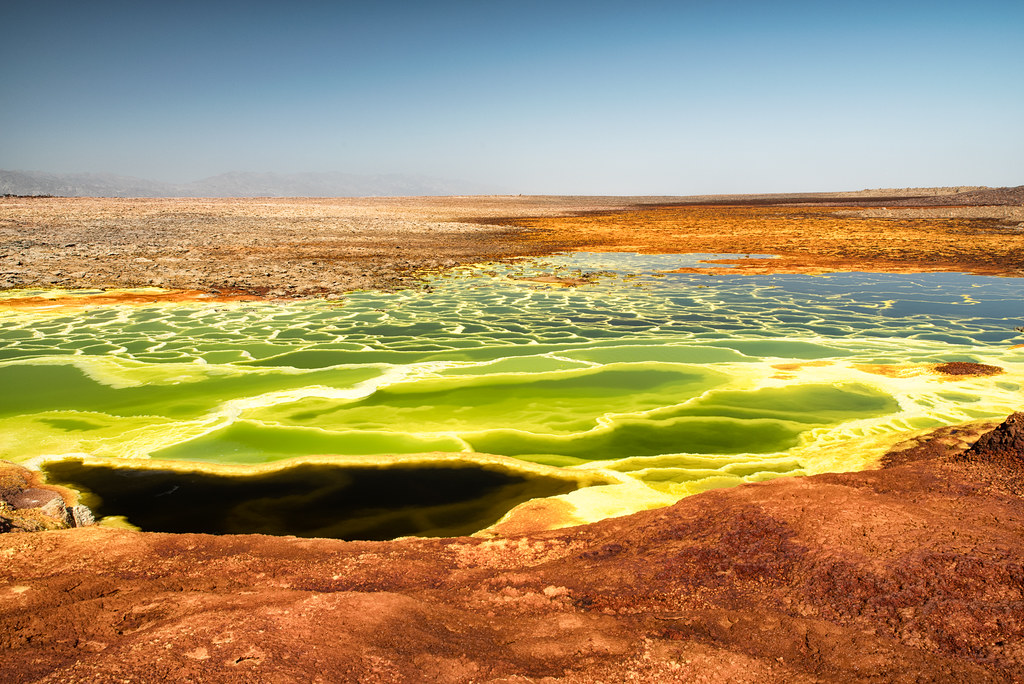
[2,186,1022,299]
[2,187,1024,682]
[489,187,1024,278]
[2,416,1024,682]
[0,196,667,297]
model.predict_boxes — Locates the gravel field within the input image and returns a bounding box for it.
[1,187,1021,298]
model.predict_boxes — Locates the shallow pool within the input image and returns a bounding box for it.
[3,253,1022,532]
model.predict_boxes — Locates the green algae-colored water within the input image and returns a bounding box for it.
[3,252,1023,534]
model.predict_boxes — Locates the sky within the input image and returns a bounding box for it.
[1,0,1022,195]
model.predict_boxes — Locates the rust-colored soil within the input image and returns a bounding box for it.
[854,362,1007,380]
[933,361,1005,377]
[2,417,1023,682]
[500,204,1024,277]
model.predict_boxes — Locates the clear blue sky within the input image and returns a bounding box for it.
[2,0,1022,194]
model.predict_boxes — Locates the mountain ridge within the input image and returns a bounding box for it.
[0,169,496,197]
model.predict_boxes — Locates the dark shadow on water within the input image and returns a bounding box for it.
[43,460,580,540]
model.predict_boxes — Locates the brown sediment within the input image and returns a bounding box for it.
[2,415,1024,682]
[854,363,920,378]
[933,361,1005,377]
[495,203,1024,278]
[510,275,594,287]
[854,363,934,379]
[771,361,834,371]
[770,360,834,380]
[854,361,1005,380]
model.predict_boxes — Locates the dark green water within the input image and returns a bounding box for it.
[3,252,1022,534]
[42,459,579,540]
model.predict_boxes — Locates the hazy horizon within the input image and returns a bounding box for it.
[2,0,1021,195]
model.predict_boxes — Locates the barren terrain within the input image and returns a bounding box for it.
[0,196,652,297]
[490,190,1024,278]
[3,416,1024,682]
[2,187,1022,299]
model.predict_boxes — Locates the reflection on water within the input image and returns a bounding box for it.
[2,253,1023,532]
[42,459,580,540]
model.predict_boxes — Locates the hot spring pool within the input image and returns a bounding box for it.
[2,253,1022,537]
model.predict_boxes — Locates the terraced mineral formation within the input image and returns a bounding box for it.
[3,253,1022,535]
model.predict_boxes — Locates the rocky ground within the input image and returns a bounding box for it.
[885,185,1024,207]
[1,415,1023,682]
[0,196,658,298]
[0,462,93,533]
[1,187,1022,299]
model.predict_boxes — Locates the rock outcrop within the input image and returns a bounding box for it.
[933,361,1005,377]
[953,411,1024,497]
[962,411,1024,466]
[0,461,94,534]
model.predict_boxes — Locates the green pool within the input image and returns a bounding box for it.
[2,252,1022,532]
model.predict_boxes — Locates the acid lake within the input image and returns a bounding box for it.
[2,253,1022,539]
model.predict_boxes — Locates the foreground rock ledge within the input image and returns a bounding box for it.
[2,416,1023,683]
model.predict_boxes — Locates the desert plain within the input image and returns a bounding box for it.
[1,188,1023,299]
[2,186,1024,682]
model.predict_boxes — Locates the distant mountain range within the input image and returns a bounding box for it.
[0,170,497,197]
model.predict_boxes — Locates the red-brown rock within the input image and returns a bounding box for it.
[962,412,1024,466]
[1,416,1023,682]
[933,361,1004,377]
[7,488,63,511]
[0,462,82,534]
